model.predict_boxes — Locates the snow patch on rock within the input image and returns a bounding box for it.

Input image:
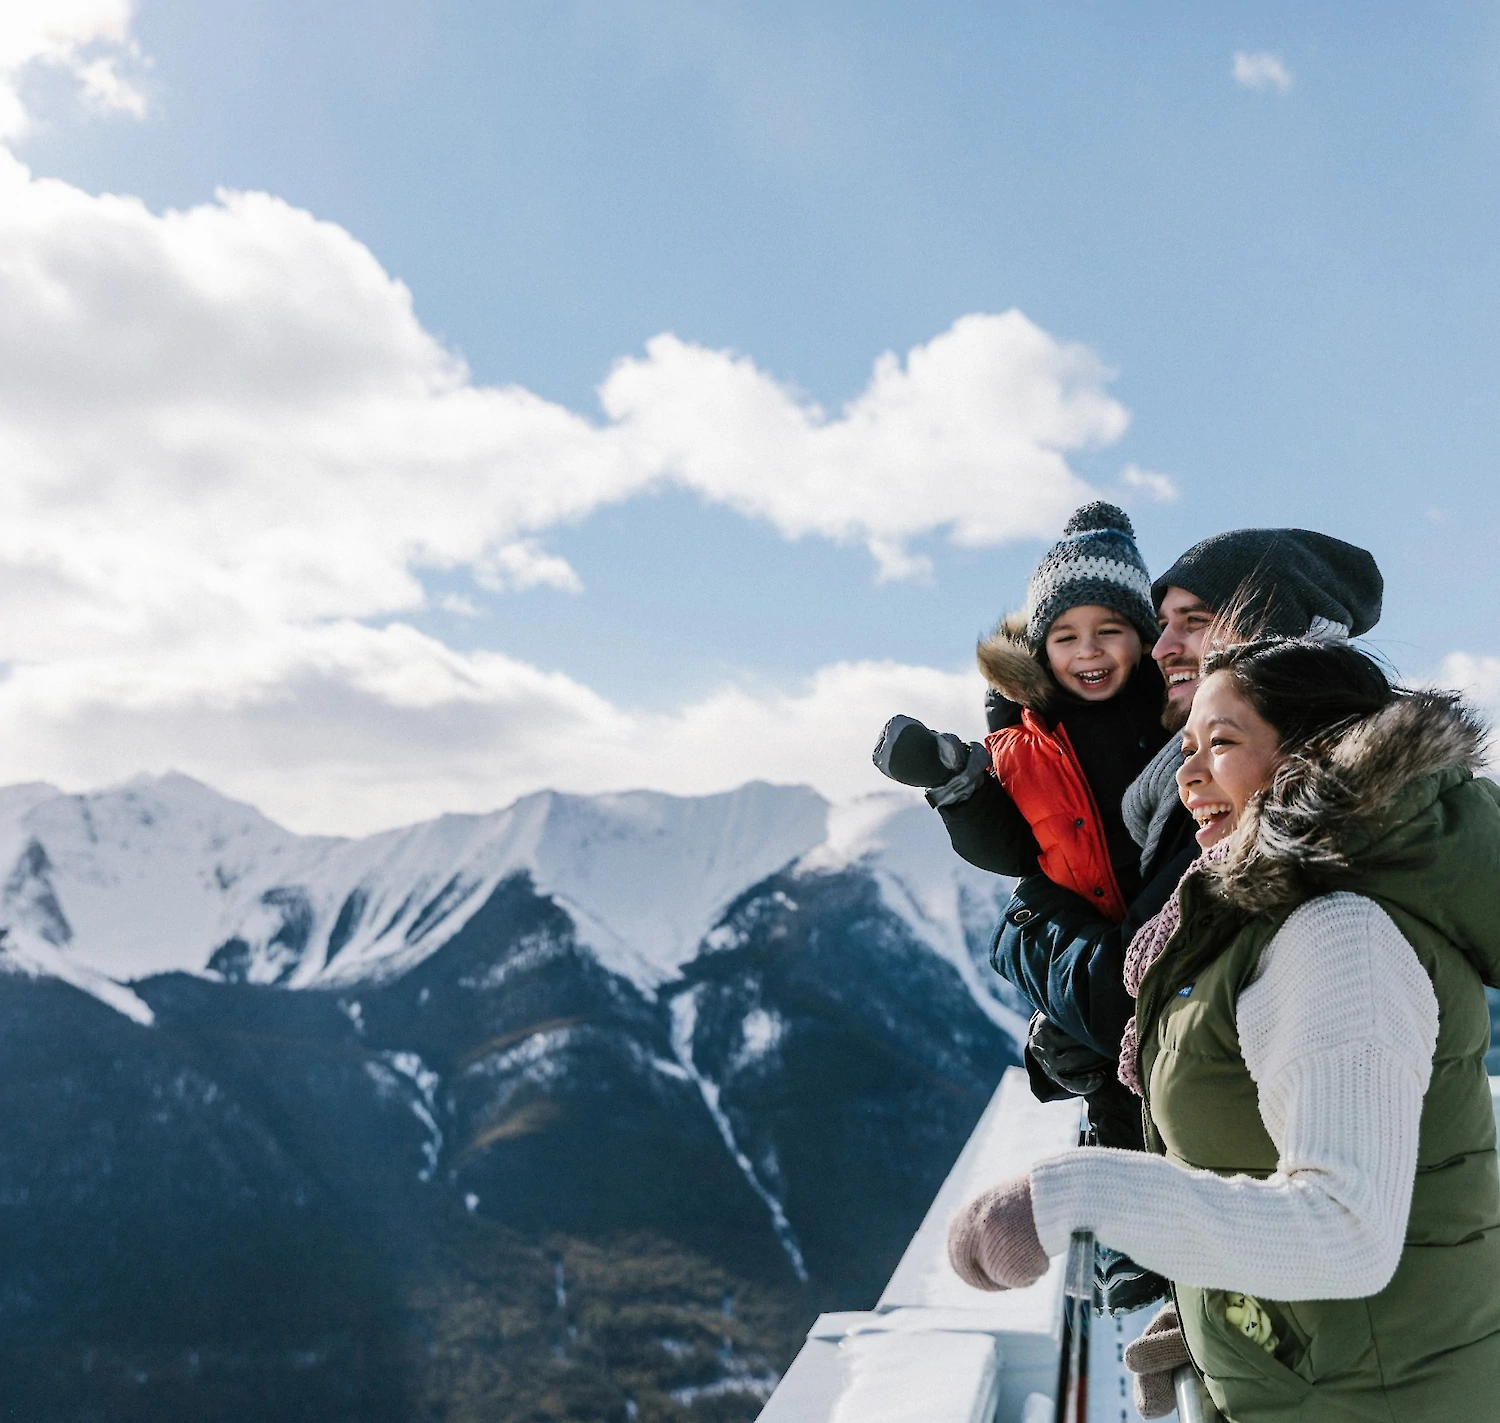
[670,989,808,1282]
[731,1008,785,1072]
[799,792,1028,1045]
[0,925,155,1026]
[379,1050,443,1181]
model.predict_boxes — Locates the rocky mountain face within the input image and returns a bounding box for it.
[0,775,1025,1422]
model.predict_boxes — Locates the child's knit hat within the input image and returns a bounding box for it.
[1025,502,1158,651]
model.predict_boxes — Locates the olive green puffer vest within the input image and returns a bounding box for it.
[1137,762,1500,1423]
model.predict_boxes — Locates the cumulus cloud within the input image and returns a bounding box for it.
[1436,653,1500,697]
[0,149,1144,831]
[1232,51,1293,93]
[0,153,632,657]
[602,314,1124,579]
[0,626,986,833]
[1437,654,1500,762]
[475,541,585,594]
[0,152,1128,644]
[1120,464,1177,502]
[0,0,148,137]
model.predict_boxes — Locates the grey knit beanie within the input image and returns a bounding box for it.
[1151,528,1382,638]
[1025,501,1158,651]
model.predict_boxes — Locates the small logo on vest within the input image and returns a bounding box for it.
[1177,985,1194,997]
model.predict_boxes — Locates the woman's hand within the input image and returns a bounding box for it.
[946,1173,1049,1290]
[1122,1302,1191,1419]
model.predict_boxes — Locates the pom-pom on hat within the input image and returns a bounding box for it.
[1024,501,1158,651]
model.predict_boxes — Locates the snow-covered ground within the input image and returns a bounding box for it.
[0,773,1019,1032]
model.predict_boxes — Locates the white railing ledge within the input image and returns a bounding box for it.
[878,1070,1082,1319]
[762,1076,1500,1423]
[754,1314,855,1423]
[758,1069,1081,1423]
[759,1309,1027,1423]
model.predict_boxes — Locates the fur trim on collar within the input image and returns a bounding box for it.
[1212,691,1489,914]
[976,613,1052,710]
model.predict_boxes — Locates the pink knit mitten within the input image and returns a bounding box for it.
[1122,1303,1191,1419]
[946,1173,1049,1291]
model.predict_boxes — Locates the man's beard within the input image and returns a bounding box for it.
[1158,661,1198,730]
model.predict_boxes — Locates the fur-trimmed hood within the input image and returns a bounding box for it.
[1213,690,1493,917]
[976,613,1053,710]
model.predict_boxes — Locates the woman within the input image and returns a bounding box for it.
[946,635,1500,1421]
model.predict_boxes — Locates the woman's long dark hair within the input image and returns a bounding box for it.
[1167,633,1402,957]
[1200,634,1396,754]
[1192,581,1398,752]
[1193,628,1491,922]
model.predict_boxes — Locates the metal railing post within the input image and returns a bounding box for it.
[1052,1231,1094,1423]
[1173,1364,1223,1423]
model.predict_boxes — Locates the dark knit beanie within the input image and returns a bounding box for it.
[1025,502,1158,651]
[1151,528,1382,638]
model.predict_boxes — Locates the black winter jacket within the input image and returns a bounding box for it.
[996,805,1196,1149]
[993,808,1196,1060]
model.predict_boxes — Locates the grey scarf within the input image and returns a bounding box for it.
[1122,736,1186,874]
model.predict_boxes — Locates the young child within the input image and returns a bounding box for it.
[874,502,1173,1314]
[875,501,1168,919]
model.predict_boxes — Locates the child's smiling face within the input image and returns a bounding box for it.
[1043,604,1143,701]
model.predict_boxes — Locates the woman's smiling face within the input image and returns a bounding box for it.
[1176,670,1284,847]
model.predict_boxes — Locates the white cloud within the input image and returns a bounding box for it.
[0,626,987,834]
[74,50,148,120]
[602,314,1124,579]
[475,541,584,594]
[1436,653,1500,697]
[0,150,1139,831]
[0,153,1127,646]
[1433,653,1500,771]
[1437,652,1500,752]
[0,0,148,137]
[1120,464,1178,502]
[1232,51,1293,93]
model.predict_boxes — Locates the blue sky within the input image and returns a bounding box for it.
[2,1,1498,829]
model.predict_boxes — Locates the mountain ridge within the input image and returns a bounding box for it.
[0,771,1026,1038]
[0,770,1027,1421]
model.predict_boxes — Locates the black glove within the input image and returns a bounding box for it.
[1096,1245,1170,1316]
[873,715,973,788]
[874,715,946,786]
[926,738,989,810]
[1026,1013,1112,1097]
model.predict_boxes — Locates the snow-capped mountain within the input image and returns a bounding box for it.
[0,772,1024,1422]
[0,772,1025,1034]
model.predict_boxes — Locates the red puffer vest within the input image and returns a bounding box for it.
[984,710,1128,922]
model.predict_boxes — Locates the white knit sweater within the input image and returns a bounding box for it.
[1030,892,1440,1300]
